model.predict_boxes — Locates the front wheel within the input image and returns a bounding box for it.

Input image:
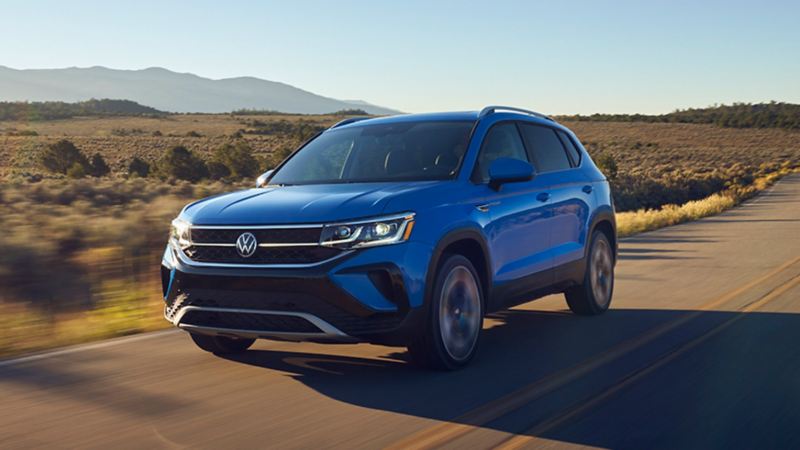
[189,333,255,354]
[408,254,484,370]
[565,230,615,315]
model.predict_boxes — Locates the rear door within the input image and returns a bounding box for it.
[518,123,591,269]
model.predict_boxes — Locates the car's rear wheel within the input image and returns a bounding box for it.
[408,254,484,370]
[190,332,255,354]
[565,230,615,315]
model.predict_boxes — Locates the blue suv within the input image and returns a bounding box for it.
[162,106,617,369]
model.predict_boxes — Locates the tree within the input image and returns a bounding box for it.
[40,140,89,174]
[88,153,110,177]
[211,141,259,179]
[156,146,208,182]
[127,157,150,178]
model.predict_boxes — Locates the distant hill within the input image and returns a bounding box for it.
[0,99,165,121]
[558,102,800,130]
[0,66,400,115]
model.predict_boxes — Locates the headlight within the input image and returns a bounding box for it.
[320,212,415,249]
[170,218,192,250]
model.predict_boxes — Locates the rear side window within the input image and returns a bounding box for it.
[518,123,572,172]
[557,131,581,166]
[475,122,529,182]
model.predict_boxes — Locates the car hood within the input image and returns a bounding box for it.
[182,181,440,225]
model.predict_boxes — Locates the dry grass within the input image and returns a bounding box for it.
[0,113,342,177]
[616,167,797,237]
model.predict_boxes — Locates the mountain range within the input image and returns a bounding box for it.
[0,66,399,115]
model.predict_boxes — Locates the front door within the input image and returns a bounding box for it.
[475,122,553,303]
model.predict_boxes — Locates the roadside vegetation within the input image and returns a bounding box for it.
[0,99,165,121]
[558,101,800,130]
[0,104,799,357]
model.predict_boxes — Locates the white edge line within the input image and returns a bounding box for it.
[0,329,181,368]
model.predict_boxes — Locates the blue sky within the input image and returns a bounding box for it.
[2,0,798,114]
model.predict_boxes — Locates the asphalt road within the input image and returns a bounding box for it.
[2,175,799,450]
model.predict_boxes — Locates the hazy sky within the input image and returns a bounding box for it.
[2,0,799,114]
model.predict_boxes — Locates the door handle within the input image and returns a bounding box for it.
[582,185,593,194]
[536,192,550,202]
[475,201,500,212]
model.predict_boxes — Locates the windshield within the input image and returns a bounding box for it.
[268,120,473,185]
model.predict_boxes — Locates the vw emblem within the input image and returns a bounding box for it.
[235,232,258,258]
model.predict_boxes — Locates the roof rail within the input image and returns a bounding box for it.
[478,105,554,122]
[330,117,370,129]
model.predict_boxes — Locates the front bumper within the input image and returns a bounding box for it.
[161,241,432,346]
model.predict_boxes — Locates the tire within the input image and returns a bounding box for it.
[190,333,255,354]
[408,254,484,370]
[565,230,615,315]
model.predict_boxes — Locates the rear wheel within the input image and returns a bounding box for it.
[408,254,484,370]
[190,333,255,354]
[565,230,615,315]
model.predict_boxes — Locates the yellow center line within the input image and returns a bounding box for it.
[385,256,800,450]
[495,272,800,450]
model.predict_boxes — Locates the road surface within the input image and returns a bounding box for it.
[2,175,800,449]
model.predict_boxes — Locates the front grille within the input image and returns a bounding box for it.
[181,309,322,334]
[183,226,340,265]
[184,245,341,264]
[191,227,321,245]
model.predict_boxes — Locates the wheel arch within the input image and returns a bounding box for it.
[588,206,617,261]
[426,228,492,309]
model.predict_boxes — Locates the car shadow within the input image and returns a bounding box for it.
[221,306,800,448]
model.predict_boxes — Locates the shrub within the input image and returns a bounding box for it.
[127,157,150,178]
[595,153,618,179]
[156,146,208,182]
[207,161,231,180]
[66,162,87,179]
[40,139,89,174]
[211,141,259,179]
[88,153,110,177]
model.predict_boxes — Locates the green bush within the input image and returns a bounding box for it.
[210,141,259,179]
[88,153,110,177]
[66,162,87,179]
[127,157,150,178]
[595,153,618,179]
[40,140,89,174]
[207,161,231,180]
[156,146,208,182]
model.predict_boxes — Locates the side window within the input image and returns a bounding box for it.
[519,124,572,172]
[475,123,529,182]
[557,130,581,166]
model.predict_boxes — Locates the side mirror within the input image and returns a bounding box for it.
[255,169,274,188]
[488,158,534,190]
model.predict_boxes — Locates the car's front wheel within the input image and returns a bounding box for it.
[408,254,484,370]
[565,229,615,315]
[189,333,255,354]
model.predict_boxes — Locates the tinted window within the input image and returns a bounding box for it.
[475,123,529,182]
[269,121,472,185]
[557,131,581,166]
[519,124,571,172]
